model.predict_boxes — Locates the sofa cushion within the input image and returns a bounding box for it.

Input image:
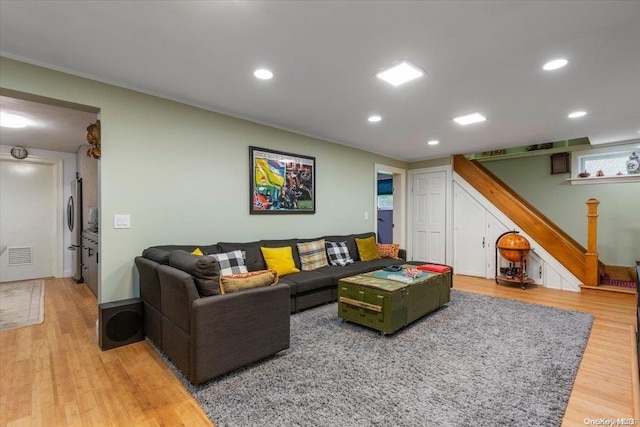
[142,247,172,265]
[261,246,300,276]
[296,239,329,271]
[201,245,222,255]
[168,250,221,296]
[355,236,381,261]
[219,270,278,294]
[325,241,355,266]
[284,269,333,293]
[218,241,266,271]
[142,245,202,265]
[209,250,248,276]
[377,243,400,259]
[277,278,298,296]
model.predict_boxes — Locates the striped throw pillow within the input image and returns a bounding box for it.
[297,239,329,271]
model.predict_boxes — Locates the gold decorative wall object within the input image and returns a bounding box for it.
[86,119,101,159]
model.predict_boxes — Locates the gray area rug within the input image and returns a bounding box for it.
[159,290,594,427]
[0,279,45,331]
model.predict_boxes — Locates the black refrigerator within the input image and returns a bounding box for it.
[67,178,83,283]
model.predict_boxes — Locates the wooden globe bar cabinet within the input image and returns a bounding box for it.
[495,231,534,290]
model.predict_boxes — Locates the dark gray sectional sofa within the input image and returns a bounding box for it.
[135,232,406,384]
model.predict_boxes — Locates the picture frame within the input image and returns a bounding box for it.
[249,146,315,214]
[550,152,570,174]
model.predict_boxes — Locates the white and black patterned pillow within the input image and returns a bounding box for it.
[209,250,248,276]
[325,241,354,266]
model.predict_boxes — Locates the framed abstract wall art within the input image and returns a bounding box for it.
[249,146,315,214]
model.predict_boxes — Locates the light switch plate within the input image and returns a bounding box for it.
[114,214,130,229]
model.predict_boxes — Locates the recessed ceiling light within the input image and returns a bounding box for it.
[568,111,587,118]
[254,68,273,80]
[0,112,29,128]
[453,113,487,126]
[376,60,425,87]
[543,58,568,71]
[368,115,382,123]
[427,140,439,146]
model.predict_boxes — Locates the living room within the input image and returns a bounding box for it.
[1,1,639,425]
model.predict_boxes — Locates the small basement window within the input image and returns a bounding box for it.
[569,143,640,185]
[580,152,629,176]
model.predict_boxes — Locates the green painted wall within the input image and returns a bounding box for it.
[483,154,640,267]
[0,57,407,303]
[408,156,451,170]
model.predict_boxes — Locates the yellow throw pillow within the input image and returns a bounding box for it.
[260,246,300,276]
[219,270,278,294]
[355,236,381,261]
[191,247,204,256]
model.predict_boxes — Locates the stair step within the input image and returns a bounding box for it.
[580,284,636,294]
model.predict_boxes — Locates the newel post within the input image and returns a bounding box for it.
[585,198,600,286]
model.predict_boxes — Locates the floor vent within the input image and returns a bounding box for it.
[8,246,33,266]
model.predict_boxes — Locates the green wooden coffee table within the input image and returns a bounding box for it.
[338,265,451,334]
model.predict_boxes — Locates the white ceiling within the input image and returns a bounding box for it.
[1,1,639,161]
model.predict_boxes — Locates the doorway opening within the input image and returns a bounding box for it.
[374,164,406,249]
[0,89,99,295]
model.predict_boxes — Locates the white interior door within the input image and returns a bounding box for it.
[0,159,55,282]
[411,171,446,263]
[453,182,486,276]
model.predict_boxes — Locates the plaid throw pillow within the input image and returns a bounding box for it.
[209,250,248,276]
[325,241,354,266]
[297,239,329,271]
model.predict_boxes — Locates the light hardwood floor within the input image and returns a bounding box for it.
[1,276,637,426]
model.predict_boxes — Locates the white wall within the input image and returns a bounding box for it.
[0,57,408,303]
[0,145,77,277]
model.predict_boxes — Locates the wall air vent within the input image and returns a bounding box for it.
[8,246,33,266]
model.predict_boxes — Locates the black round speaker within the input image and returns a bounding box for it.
[105,310,142,342]
[99,298,144,350]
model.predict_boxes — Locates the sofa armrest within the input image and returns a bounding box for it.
[135,256,162,311]
[189,283,291,384]
[157,264,201,334]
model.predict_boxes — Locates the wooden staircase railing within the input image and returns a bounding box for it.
[585,199,600,286]
[452,154,603,285]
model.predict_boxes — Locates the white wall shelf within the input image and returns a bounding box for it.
[567,175,640,185]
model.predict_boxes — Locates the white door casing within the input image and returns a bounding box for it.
[374,164,406,250]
